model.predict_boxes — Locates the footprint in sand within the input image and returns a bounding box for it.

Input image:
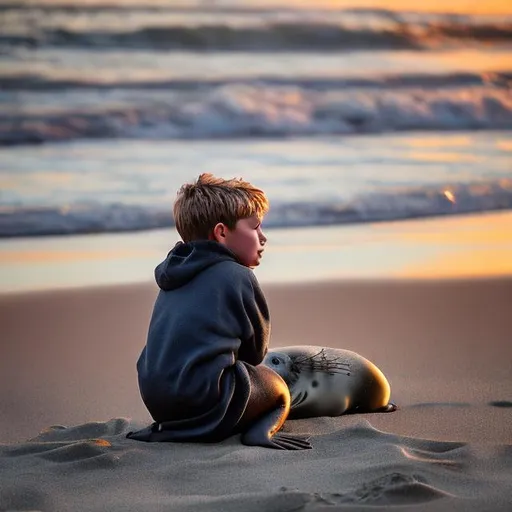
[280,473,453,507]
[332,472,454,505]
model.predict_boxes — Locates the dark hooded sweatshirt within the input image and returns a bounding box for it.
[127,240,270,442]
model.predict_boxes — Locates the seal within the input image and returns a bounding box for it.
[263,345,397,418]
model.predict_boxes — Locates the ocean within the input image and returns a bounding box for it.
[1,0,512,238]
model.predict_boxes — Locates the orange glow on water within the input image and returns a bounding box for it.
[0,248,154,264]
[30,1,512,15]
[497,140,512,152]
[394,213,512,278]
[443,190,456,204]
[399,249,512,278]
[409,152,480,163]
[290,1,512,14]
[405,136,473,149]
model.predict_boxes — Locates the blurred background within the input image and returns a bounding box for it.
[0,0,511,289]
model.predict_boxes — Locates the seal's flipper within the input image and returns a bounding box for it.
[269,432,312,450]
[378,401,398,413]
[240,406,312,450]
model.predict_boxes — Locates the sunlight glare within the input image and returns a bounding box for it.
[443,190,456,204]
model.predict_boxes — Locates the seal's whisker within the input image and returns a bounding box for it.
[292,349,351,375]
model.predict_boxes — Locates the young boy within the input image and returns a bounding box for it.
[127,174,310,450]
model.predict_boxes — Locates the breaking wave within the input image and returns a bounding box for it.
[2,82,512,145]
[1,179,511,238]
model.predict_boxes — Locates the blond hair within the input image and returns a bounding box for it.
[173,173,269,242]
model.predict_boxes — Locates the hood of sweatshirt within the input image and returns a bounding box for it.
[154,240,239,291]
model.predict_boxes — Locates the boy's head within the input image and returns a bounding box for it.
[173,173,269,268]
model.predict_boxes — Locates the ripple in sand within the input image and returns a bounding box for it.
[37,439,110,461]
[319,419,468,453]
[2,436,118,472]
[284,473,454,507]
[398,445,469,469]
[32,418,131,442]
[343,472,454,505]
[318,419,391,439]
[171,491,311,512]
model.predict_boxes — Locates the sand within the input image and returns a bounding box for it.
[1,277,512,511]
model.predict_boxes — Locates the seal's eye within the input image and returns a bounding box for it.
[271,357,280,365]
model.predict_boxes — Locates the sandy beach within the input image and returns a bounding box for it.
[2,0,512,505]
[1,272,511,511]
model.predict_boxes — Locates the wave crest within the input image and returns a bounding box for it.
[2,20,512,52]
[1,180,511,238]
[3,71,510,92]
[2,84,512,145]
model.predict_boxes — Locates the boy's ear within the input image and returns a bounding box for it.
[211,222,227,243]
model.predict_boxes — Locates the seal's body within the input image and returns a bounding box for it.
[263,345,396,419]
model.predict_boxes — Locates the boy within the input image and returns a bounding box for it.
[127,174,310,450]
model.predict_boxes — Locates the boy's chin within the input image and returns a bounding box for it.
[241,253,262,268]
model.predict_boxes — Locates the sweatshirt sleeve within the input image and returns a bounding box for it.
[235,268,271,366]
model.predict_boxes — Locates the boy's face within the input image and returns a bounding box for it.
[223,215,267,268]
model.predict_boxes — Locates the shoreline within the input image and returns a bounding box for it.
[1,210,512,293]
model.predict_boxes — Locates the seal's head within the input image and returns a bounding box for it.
[263,349,327,412]
[262,351,301,387]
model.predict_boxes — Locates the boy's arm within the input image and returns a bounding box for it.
[221,265,270,366]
